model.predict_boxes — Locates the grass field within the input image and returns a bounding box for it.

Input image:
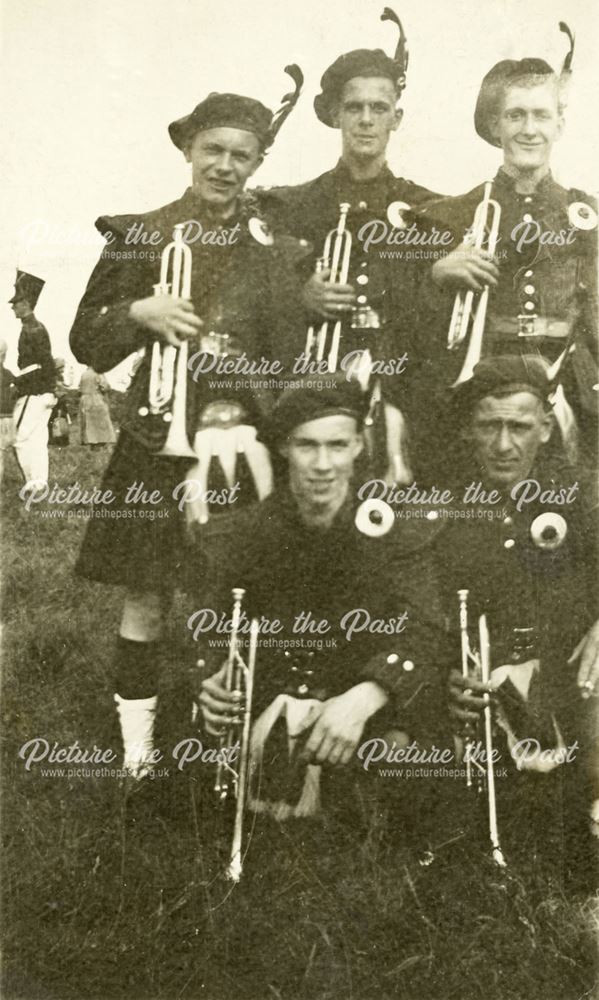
[1,438,598,1000]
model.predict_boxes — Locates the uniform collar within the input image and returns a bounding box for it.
[494,167,561,201]
[275,486,356,534]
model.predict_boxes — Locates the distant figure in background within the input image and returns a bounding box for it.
[79,367,116,449]
[9,270,56,494]
[0,340,16,465]
[48,358,73,448]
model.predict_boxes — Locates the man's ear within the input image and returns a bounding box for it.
[539,408,554,445]
[489,114,501,144]
[183,143,192,164]
[352,433,365,458]
[278,441,290,460]
[247,153,264,179]
[391,107,403,132]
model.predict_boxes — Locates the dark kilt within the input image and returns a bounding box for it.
[75,431,193,590]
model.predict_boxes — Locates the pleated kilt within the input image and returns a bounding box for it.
[74,430,195,590]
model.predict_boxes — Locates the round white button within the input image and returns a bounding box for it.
[359,201,368,210]
[426,510,439,520]
[503,516,513,526]
[361,261,368,269]
[524,270,533,277]
[504,539,515,549]
[402,660,415,672]
[523,213,533,223]
[524,302,535,311]
[357,295,367,304]
[386,653,399,665]
[100,306,108,315]
[524,284,535,295]
[356,274,369,285]
[524,196,532,204]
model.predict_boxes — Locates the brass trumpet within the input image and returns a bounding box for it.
[305,203,352,372]
[457,589,507,867]
[447,182,501,387]
[213,587,259,883]
[139,222,196,457]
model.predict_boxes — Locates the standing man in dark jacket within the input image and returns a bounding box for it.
[261,8,442,482]
[414,24,598,479]
[9,271,56,494]
[69,73,304,778]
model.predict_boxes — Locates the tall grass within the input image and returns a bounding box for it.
[1,443,597,1000]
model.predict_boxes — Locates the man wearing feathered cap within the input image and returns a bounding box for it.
[416,22,598,478]
[8,269,56,493]
[437,355,599,868]
[262,8,442,485]
[195,375,447,825]
[69,72,306,780]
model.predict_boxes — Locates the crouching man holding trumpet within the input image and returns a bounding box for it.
[441,356,598,883]
[194,377,448,854]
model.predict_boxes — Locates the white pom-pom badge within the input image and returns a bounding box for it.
[387,201,411,229]
[355,498,394,537]
[530,512,568,550]
[568,202,597,231]
[248,217,274,246]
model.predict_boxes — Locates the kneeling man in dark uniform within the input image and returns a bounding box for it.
[196,378,447,820]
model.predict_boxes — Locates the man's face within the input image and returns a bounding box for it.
[185,127,263,210]
[281,414,363,514]
[334,77,401,161]
[11,300,31,319]
[470,391,552,489]
[492,80,563,175]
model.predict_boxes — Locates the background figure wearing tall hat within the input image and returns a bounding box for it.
[412,22,598,480]
[69,71,305,779]
[78,367,116,449]
[9,270,56,493]
[261,8,444,484]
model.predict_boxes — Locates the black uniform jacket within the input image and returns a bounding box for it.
[413,169,598,416]
[15,316,55,397]
[437,459,598,739]
[69,188,306,452]
[192,488,448,740]
[260,161,442,405]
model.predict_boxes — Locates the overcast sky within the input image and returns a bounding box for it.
[1,0,597,380]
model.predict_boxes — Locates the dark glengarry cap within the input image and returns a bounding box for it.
[259,375,369,448]
[9,269,45,307]
[168,65,303,152]
[314,7,408,128]
[474,22,575,147]
[453,356,553,412]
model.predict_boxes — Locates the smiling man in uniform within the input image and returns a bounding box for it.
[413,24,598,478]
[69,73,304,780]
